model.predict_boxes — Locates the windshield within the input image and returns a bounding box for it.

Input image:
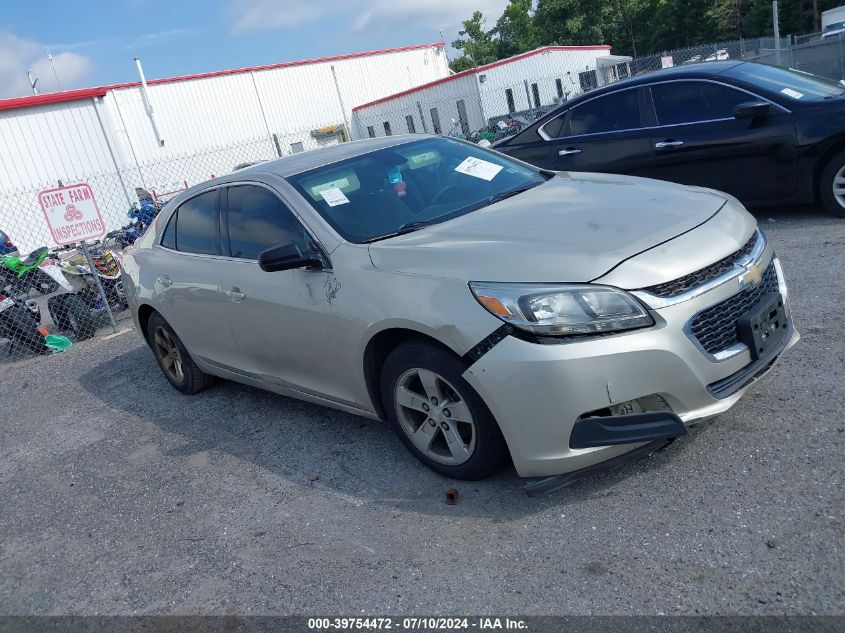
[723,62,843,100]
[287,137,547,243]
[824,21,845,31]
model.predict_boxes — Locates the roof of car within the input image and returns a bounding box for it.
[165,135,431,207]
[592,60,745,93]
[236,134,427,179]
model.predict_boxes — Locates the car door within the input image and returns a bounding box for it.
[537,87,654,177]
[153,188,237,366]
[216,183,348,402]
[645,79,798,203]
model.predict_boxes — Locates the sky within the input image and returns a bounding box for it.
[0,0,510,99]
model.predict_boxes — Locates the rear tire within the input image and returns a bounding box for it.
[2,305,48,355]
[147,312,215,394]
[380,340,508,480]
[819,149,845,218]
[48,294,96,340]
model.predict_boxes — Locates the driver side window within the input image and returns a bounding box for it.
[225,185,314,260]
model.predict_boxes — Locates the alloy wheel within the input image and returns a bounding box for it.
[394,368,476,465]
[152,326,184,383]
[833,164,845,210]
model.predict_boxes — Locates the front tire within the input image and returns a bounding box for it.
[380,340,508,480]
[819,149,845,218]
[147,312,215,394]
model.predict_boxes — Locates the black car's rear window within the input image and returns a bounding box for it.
[723,63,843,100]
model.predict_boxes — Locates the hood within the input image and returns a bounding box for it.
[368,172,727,283]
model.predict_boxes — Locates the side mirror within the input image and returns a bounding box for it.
[258,242,323,273]
[733,100,771,119]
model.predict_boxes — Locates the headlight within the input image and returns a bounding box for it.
[469,282,654,336]
[772,256,788,301]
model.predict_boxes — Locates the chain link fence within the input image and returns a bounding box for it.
[0,35,842,360]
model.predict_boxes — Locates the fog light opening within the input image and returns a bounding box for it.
[578,394,672,421]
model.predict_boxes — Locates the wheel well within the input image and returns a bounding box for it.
[137,304,156,343]
[363,328,461,420]
[813,143,845,200]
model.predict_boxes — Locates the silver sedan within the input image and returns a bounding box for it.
[120,135,799,493]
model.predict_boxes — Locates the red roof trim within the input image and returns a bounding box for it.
[352,45,612,111]
[0,42,445,112]
[0,87,109,112]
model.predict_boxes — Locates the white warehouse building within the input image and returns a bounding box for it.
[351,46,630,139]
[0,42,449,252]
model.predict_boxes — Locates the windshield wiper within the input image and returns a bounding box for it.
[485,183,541,206]
[360,219,440,243]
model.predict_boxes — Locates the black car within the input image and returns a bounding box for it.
[495,61,845,217]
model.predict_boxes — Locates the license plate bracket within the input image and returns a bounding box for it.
[736,292,788,360]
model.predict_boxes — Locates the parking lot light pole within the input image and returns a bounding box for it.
[773,1,782,65]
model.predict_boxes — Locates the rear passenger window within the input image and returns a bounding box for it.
[160,212,176,249]
[568,89,641,136]
[541,114,568,139]
[174,190,218,255]
[651,81,748,126]
[226,185,311,260]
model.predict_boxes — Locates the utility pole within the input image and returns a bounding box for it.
[27,70,39,94]
[772,1,781,65]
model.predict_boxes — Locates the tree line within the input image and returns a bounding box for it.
[450,0,842,71]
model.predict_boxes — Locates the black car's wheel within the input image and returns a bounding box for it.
[380,340,508,480]
[48,294,97,340]
[819,149,845,218]
[147,312,215,394]
[2,305,48,355]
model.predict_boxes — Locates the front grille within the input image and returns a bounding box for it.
[689,262,779,355]
[642,232,758,298]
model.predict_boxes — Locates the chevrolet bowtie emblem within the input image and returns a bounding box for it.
[740,262,764,288]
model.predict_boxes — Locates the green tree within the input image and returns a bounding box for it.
[494,0,540,58]
[600,0,657,56]
[535,0,606,45]
[450,11,498,71]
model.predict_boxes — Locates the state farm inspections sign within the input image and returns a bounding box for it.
[38,183,106,245]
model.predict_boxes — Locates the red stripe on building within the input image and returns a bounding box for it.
[0,42,445,112]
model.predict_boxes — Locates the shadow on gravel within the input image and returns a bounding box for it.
[76,344,713,519]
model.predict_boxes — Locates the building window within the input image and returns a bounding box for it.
[579,70,598,92]
[383,121,392,136]
[430,107,441,134]
[367,126,375,138]
[505,88,515,114]
[290,142,304,154]
[556,78,564,98]
[531,83,541,108]
[406,115,416,133]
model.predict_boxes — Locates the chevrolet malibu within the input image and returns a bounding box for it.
[121,135,799,494]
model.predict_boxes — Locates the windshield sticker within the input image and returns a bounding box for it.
[454,157,503,181]
[311,178,350,196]
[781,87,804,99]
[320,187,350,207]
[388,166,403,184]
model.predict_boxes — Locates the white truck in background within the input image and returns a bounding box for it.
[822,6,845,38]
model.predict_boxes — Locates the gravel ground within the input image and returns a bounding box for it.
[0,206,843,616]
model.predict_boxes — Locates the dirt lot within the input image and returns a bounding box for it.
[1,206,843,615]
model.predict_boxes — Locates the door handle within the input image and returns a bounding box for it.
[655,140,684,149]
[558,147,582,156]
[156,275,172,287]
[224,287,245,302]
